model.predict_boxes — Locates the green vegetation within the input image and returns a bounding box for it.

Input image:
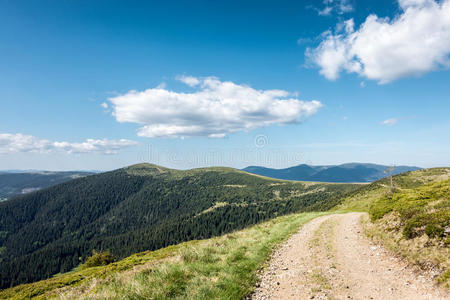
[82,250,116,269]
[369,179,449,240]
[0,211,327,299]
[1,165,448,298]
[0,163,357,289]
[343,167,450,287]
[336,167,450,212]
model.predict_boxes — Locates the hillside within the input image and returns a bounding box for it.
[0,167,448,299]
[0,171,94,201]
[0,163,358,289]
[0,211,329,300]
[337,167,450,286]
[243,163,420,182]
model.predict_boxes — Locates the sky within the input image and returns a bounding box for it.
[1,0,450,171]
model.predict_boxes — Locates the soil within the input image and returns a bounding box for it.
[251,213,449,300]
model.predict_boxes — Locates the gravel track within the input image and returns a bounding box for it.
[251,213,449,300]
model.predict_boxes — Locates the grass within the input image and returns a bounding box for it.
[334,186,386,212]
[363,176,450,287]
[335,167,450,213]
[0,211,328,299]
[307,218,337,295]
[2,167,448,298]
[369,179,449,240]
[333,168,450,287]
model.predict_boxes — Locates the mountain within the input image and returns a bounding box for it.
[0,171,95,201]
[242,163,421,182]
[1,167,448,299]
[0,163,359,289]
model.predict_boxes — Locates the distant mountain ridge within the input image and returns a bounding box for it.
[242,163,421,182]
[0,171,95,201]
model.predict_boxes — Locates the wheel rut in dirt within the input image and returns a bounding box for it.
[251,212,449,300]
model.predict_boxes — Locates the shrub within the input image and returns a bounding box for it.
[83,250,115,268]
[425,224,444,238]
[403,211,449,239]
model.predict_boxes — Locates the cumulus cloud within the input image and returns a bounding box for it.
[108,76,322,139]
[307,0,450,83]
[0,133,137,155]
[380,118,399,126]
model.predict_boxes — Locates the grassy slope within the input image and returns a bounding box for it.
[1,167,448,298]
[0,212,328,299]
[336,167,450,286]
[0,163,358,289]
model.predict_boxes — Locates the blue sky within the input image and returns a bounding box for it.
[1,0,449,170]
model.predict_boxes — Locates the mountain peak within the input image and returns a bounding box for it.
[124,163,173,176]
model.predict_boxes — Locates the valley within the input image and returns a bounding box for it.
[0,166,448,299]
[0,163,357,290]
[2,0,450,298]
[0,171,94,201]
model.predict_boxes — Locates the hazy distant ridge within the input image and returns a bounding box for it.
[0,171,95,201]
[242,163,421,182]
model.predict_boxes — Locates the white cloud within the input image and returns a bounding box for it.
[156,82,167,89]
[318,6,333,16]
[307,0,450,83]
[175,75,200,87]
[380,118,399,126]
[0,133,137,155]
[315,0,354,16]
[398,0,433,9]
[108,76,322,139]
[101,102,108,109]
[0,134,53,154]
[338,0,354,13]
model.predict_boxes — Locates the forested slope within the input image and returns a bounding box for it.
[0,163,358,289]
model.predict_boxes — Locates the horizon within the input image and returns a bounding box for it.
[0,161,425,173]
[1,0,450,170]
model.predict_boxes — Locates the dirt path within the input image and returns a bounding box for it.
[251,213,449,300]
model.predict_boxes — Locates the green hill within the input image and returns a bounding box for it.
[0,211,328,300]
[0,167,448,299]
[0,163,358,289]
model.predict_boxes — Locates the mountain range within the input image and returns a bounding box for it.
[0,163,420,203]
[242,163,421,182]
[0,163,358,289]
[1,167,448,298]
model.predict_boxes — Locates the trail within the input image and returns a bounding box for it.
[251,213,449,300]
